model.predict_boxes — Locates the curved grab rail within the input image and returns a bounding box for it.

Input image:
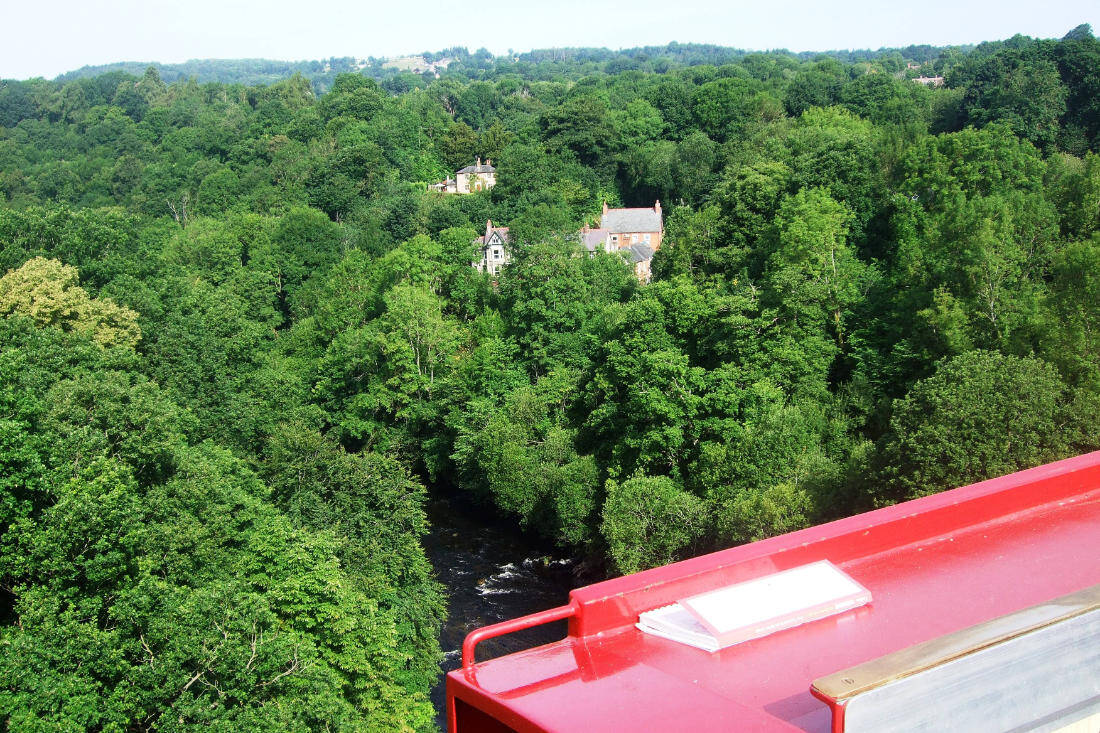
[462,601,578,668]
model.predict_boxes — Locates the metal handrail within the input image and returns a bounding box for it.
[461,601,578,668]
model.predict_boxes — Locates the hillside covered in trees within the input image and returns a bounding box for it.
[2,24,1100,730]
[51,40,970,93]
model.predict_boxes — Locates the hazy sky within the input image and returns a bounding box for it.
[3,0,1097,79]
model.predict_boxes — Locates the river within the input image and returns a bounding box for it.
[422,494,584,728]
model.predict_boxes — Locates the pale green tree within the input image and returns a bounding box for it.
[0,257,140,348]
[601,475,707,574]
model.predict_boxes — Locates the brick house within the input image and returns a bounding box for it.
[580,200,663,282]
[601,200,663,250]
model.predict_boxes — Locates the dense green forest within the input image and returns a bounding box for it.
[2,24,1100,730]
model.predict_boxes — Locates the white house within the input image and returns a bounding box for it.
[473,220,510,276]
[430,158,497,194]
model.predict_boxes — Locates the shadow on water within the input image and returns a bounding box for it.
[422,494,582,729]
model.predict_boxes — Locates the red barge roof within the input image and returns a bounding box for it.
[446,452,1100,732]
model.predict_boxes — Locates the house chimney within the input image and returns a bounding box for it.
[654,199,662,216]
[476,156,481,167]
[486,158,491,167]
[486,219,492,239]
[602,201,609,215]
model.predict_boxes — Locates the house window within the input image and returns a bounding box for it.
[611,235,618,243]
[644,233,651,243]
[631,234,638,243]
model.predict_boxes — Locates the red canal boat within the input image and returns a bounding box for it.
[446,452,1100,732]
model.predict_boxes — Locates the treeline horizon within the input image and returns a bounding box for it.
[1,21,1099,730]
[33,34,992,90]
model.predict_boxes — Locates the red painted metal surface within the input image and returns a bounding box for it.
[462,603,578,668]
[447,452,1100,732]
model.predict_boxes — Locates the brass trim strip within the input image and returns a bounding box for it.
[812,584,1100,701]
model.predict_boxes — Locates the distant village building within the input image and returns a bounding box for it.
[429,158,496,194]
[913,76,945,87]
[906,62,921,70]
[382,55,454,77]
[473,220,510,276]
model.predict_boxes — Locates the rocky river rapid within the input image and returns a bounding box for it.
[422,495,584,728]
